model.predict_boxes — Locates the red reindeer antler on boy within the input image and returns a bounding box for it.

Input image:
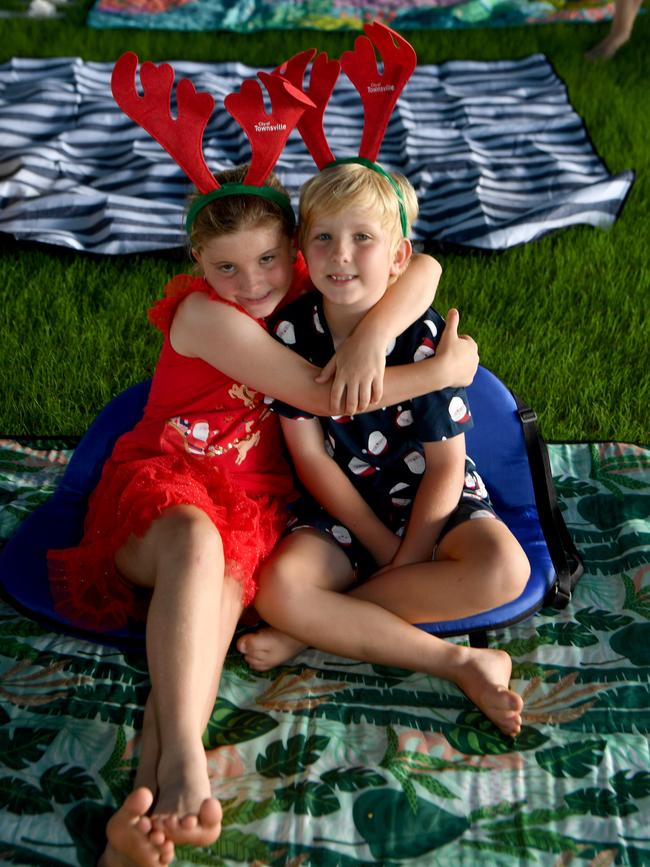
[111,52,314,230]
[340,22,416,163]
[274,23,415,171]
[274,24,416,237]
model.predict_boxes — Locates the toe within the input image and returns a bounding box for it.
[125,787,155,818]
[199,797,222,827]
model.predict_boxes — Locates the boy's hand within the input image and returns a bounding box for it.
[316,339,387,416]
[437,309,479,387]
[362,527,401,569]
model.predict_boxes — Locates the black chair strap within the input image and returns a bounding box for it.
[514,396,584,609]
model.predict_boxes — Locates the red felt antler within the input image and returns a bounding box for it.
[224,73,315,187]
[274,49,341,169]
[111,51,219,194]
[340,22,416,162]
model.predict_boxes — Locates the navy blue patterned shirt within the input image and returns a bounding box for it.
[267,292,474,528]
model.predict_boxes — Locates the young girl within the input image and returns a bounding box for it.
[237,161,531,740]
[48,157,478,866]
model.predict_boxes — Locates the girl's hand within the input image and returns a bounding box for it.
[316,337,387,416]
[436,309,479,387]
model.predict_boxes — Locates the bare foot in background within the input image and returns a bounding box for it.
[585,0,643,60]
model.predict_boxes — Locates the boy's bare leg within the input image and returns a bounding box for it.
[237,530,355,670]
[350,518,530,624]
[100,505,241,864]
[248,527,527,736]
[237,627,306,671]
[585,0,643,60]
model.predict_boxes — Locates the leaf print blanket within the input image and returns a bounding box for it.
[0,438,648,865]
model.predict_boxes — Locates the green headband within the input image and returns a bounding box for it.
[185,183,296,234]
[324,157,409,238]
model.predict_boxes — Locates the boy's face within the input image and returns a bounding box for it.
[193,222,294,320]
[302,207,409,312]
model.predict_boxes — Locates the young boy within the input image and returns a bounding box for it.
[238,161,531,737]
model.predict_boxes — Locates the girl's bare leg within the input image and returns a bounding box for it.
[100,505,243,865]
[132,697,159,795]
[245,525,528,736]
[154,571,243,844]
[585,0,643,60]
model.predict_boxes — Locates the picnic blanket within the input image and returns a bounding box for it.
[0,437,649,864]
[86,0,618,32]
[0,55,633,255]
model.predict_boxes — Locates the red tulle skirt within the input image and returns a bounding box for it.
[48,454,289,633]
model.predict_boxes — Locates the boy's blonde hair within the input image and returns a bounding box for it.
[298,162,418,254]
[188,166,294,253]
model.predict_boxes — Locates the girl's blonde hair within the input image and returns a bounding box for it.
[187,166,295,253]
[298,162,418,253]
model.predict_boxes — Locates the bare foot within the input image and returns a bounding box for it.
[99,787,174,867]
[585,32,628,60]
[150,745,223,847]
[157,798,222,846]
[453,647,523,737]
[237,627,306,671]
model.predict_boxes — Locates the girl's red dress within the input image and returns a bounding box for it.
[48,260,309,633]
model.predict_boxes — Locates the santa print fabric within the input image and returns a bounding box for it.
[267,292,480,530]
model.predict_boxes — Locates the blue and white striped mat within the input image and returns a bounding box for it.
[0,55,633,255]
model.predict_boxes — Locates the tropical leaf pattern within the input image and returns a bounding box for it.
[0,439,648,865]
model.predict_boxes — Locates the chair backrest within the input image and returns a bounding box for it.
[417,365,569,640]
[0,381,152,650]
[465,366,536,514]
[60,379,151,498]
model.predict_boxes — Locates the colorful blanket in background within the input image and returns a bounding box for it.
[86,0,616,32]
[0,439,649,864]
[0,56,634,255]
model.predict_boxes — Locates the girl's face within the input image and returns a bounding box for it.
[193,222,295,319]
[302,207,409,314]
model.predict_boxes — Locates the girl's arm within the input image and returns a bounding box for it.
[280,417,400,566]
[171,293,477,418]
[389,435,466,568]
[318,253,442,409]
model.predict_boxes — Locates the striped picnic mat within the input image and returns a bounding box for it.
[0,55,633,255]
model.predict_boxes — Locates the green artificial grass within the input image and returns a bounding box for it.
[1,4,648,442]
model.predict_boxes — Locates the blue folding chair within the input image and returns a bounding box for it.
[0,368,581,651]
[417,365,582,646]
[0,380,150,651]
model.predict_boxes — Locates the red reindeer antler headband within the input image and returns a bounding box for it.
[111,52,315,233]
[275,23,417,236]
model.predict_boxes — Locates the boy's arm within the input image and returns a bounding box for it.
[281,417,400,567]
[390,435,466,568]
[318,253,442,410]
[172,293,477,418]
